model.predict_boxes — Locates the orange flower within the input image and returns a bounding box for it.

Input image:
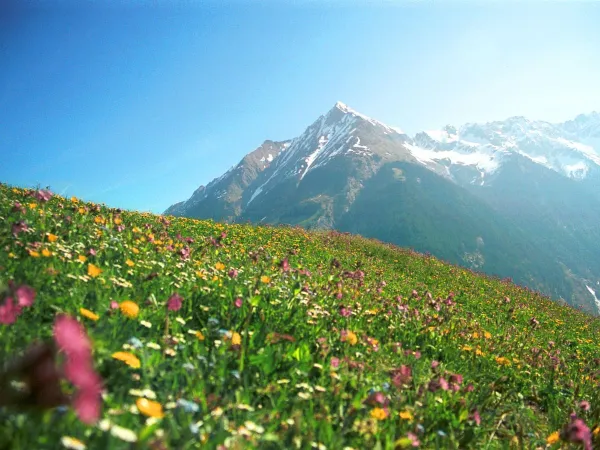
[370,407,388,420]
[28,250,40,258]
[136,398,164,418]
[215,262,225,271]
[112,351,141,368]
[78,255,87,263]
[260,275,271,283]
[119,301,139,319]
[196,331,205,341]
[88,264,102,278]
[343,331,358,346]
[495,357,511,366]
[231,332,242,346]
[546,431,560,444]
[80,308,100,321]
[47,233,58,242]
[41,248,52,257]
[125,259,135,267]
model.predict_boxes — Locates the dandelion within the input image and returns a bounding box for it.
[111,352,141,369]
[370,407,388,420]
[119,301,139,318]
[87,264,102,278]
[80,308,99,321]
[136,398,164,418]
[546,431,560,445]
[399,411,413,421]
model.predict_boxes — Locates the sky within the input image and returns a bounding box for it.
[1,0,599,213]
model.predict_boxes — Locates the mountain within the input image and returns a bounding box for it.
[165,102,600,314]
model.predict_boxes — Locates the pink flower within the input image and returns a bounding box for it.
[562,416,592,450]
[579,400,591,411]
[471,409,481,426]
[88,248,96,256]
[0,297,20,325]
[11,221,29,237]
[53,315,92,359]
[330,357,340,368]
[110,301,119,310]
[15,285,35,307]
[52,315,102,424]
[228,269,239,279]
[339,306,352,317]
[391,365,412,388]
[34,189,53,202]
[280,258,290,272]
[234,298,243,308]
[431,360,440,369]
[167,293,183,311]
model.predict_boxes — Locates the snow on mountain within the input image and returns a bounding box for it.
[246,101,407,207]
[405,113,600,183]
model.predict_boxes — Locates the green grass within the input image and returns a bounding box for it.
[0,182,599,449]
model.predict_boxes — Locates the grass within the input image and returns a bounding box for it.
[0,182,599,449]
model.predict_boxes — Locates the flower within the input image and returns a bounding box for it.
[109,425,138,442]
[42,248,52,257]
[167,293,183,311]
[399,411,414,421]
[341,330,358,346]
[136,398,164,418]
[260,275,271,283]
[111,352,141,369]
[231,332,242,347]
[546,431,560,445]
[234,298,243,308]
[53,315,102,424]
[330,357,340,369]
[0,297,20,325]
[561,416,592,450]
[119,301,140,318]
[80,308,99,321]
[370,407,388,420]
[87,264,102,278]
[195,331,205,341]
[215,262,225,271]
[125,259,134,267]
[60,436,86,450]
[78,255,87,263]
[47,233,58,242]
[495,357,511,366]
[228,269,238,278]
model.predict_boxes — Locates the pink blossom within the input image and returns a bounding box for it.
[339,306,352,317]
[234,298,243,308]
[110,301,119,309]
[280,258,290,272]
[15,285,35,307]
[228,269,238,279]
[330,357,340,368]
[167,293,183,311]
[0,297,20,325]
[12,221,29,237]
[471,409,481,426]
[53,315,92,359]
[562,416,592,450]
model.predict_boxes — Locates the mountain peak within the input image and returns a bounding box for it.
[331,101,405,135]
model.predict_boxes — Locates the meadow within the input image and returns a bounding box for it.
[0,182,599,449]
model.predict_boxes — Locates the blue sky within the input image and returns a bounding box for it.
[1,0,599,213]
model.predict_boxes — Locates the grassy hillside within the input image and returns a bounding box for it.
[0,183,599,449]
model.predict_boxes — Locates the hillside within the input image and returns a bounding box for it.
[1,183,599,449]
[165,103,600,315]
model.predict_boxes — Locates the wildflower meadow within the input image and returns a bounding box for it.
[0,183,599,449]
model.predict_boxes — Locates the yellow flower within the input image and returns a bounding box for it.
[47,233,58,242]
[484,331,492,339]
[593,426,600,436]
[78,255,87,263]
[370,407,387,420]
[260,275,271,283]
[472,332,479,339]
[132,248,139,254]
[114,218,122,225]
[546,431,560,444]
[119,301,140,319]
[495,357,511,366]
[196,331,205,341]
[231,332,242,346]
[344,331,358,346]
[135,398,164,418]
[125,259,135,267]
[80,308,99,321]
[88,264,102,278]
[215,262,225,271]
[112,352,141,368]
[28,250,40,258]
[78,207,86,214]
[42,248,52,257]
[399,411,414,421]
[70,196,79,203]
[94,216,105,224]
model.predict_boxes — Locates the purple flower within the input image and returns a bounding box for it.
[167,293,183,312]
[562,416,592,450]
[339,306,352,317]
[12,221,29,237]
[228,269,238,279]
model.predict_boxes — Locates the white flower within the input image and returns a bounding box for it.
[110,425,138,442]
[60,436,86,450]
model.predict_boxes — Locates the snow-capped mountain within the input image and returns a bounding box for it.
[165,102,600,315]
[406,113,600,186]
